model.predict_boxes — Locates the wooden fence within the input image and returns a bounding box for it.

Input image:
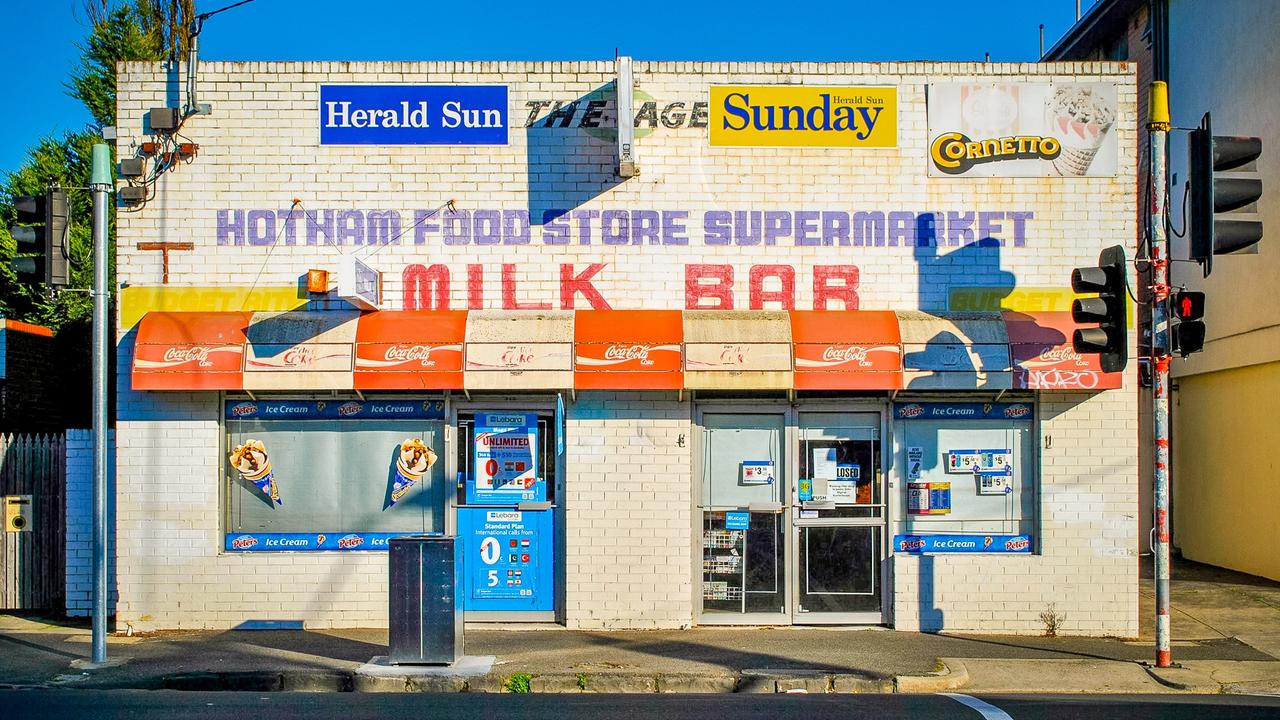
[0,433,64,610]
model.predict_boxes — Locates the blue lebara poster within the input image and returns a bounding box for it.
[470,413,543,504]
[457,508,554,612]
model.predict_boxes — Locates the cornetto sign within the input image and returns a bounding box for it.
[319,85,508,145]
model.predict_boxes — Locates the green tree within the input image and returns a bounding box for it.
[1,2,173,330]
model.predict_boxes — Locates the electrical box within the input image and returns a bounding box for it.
[4,495,32,532]
[148,107,181,132]
[119,186,148,204]
[119,158,145,178]
[741,460,775,485]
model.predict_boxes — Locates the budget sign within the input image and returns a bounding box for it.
[319,85,509,145]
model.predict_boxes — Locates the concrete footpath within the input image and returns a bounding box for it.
[2,558,1278,695]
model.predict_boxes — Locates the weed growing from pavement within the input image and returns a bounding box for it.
[505,672,532,693]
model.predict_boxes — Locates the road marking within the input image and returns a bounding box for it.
[940,693,1015,720]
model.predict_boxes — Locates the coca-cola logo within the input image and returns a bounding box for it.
[384,344,436,367]
[337,401,363,417]
[1003,405,1032,419]
[231,402,258,417]
[231,536,258,550]
[899,538,926,551]
[337,534,364,549]
[821,345,871,366]
[1037,347,1087,366]
[899,404,925,418]
[282,347,314,366]
[500,346,535,367]
[163,346,213,367]
[604,344,655,365]
[1004,538,1031,552]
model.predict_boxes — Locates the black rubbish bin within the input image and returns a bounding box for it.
[388,535,461,665]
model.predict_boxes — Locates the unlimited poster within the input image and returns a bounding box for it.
[470,413,542,503]
[928,82,1118,177]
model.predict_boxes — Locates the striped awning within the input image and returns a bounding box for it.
[131,309,1122,392]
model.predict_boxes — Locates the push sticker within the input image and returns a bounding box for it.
[230,438,280,505]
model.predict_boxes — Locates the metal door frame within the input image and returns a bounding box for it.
[789,402,889,625]
[693,400,794,626]
[449,395,562,624]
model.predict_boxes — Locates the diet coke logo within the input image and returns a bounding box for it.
[821,345,871,366]
[282,347,314,366]
[1037,347,1087,366]
[718,345,749,365]
[384,344,436,367]
[604,344,653,365]
[500,346,535,367]
[163,346,213,367]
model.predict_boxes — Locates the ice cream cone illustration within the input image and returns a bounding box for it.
[390,438,437,505]
[1046,85,1115,176]
[230,439,280,505]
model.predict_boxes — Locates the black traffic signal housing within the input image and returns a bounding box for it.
[1189,112,1263,276]
[1071,244,1129,373]
[9,187,69,287]
[1170,290,1206,357]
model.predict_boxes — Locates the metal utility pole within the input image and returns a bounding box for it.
[90,143,112,664]
[1148,81,1173,669]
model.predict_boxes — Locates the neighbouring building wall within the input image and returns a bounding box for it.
[1172,363,1280,580]
[1167,0,1280,580]
[64,429,116,616]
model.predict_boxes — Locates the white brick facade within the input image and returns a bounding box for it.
[113,60,1138,634]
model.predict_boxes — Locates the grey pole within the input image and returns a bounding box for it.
[1148,82,1173,668]
[90,143,113,665]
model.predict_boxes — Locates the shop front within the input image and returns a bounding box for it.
[112,58,1139,635]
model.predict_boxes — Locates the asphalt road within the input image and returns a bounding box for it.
[3,691,1280,720]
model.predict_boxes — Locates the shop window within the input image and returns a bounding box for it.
[224,399,446,551]
[892,402,1036,554]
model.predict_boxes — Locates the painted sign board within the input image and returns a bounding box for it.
[928,82,1118,177]
[319,85,509,145]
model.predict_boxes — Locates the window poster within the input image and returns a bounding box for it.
[470,413,542,503]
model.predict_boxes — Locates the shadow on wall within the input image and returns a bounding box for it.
[527,83,624,230]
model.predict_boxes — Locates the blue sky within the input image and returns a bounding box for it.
[1,0,1094,176]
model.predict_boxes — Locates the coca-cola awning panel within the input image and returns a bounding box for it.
[897,311,1013,391]
[1004,310,1122,391]
[132,311,253,390]
[354,310,466,390]
[242,311,359,391]
[683,310,793,390]
[791,310,903,390]
[464,310,574,391]
[574,310,683,390]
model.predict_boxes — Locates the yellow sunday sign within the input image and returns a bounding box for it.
[709,86,897,148]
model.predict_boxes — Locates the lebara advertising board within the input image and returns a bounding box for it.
[469,413,543,504]
[927,82,1118,177]
[457,508,554,612]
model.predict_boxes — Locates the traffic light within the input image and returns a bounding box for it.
[1071,244,1129,373]
[8,187,69,287]
[1170,290,1206,357]
[1189,112,1263,276]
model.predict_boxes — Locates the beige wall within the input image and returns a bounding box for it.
[1172,362,1280,580]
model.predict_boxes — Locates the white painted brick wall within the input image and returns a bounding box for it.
[64,429,116,616]
[113,60,1139,632]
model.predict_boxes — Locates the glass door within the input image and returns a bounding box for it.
[793,411,885,624]
[699,411,788,623]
